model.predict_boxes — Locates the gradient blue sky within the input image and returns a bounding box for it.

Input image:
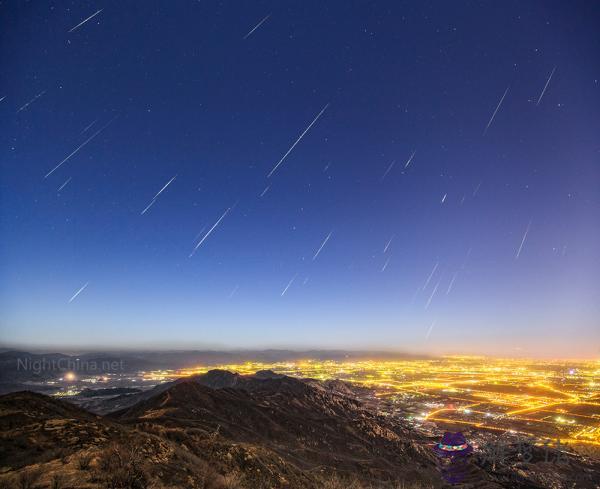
[1,1,599,357]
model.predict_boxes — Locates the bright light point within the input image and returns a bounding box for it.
[64,372,76,382]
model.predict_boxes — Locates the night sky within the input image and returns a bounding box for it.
[1,1,599,357]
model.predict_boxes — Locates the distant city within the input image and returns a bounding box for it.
[4,350,598,449]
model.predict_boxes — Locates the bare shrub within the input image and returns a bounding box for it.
[17,468,43,489]
[201,469,246,489]
[50,474,66,489]
[221,472,245,489]
[317,473,365,489]
[0,476,15,489]
[95,444,150,489]
[392,483,435,489]
[77,453,93,470]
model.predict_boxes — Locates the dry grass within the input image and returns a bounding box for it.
[49,474,66,489]
[319,474,364,489]
[201,470,247,489]
[77,452,93,470]
[317,474,434,489]
[16,468,43,489]
[0,476,14,489]
[94,444,151,489]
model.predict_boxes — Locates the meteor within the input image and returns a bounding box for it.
[425,279,441,310]
[57,177,72,192]
[243,14,271,39]
[404,150,416,169]
[425,320,436,340]
[189,207,231,257]
[446,272,457,295]
[312,231,332,260]
[422,262,439,291]
[281,274,297,296]
[537,66,556,106]
[68,282,89,303]
[229,285,240,298]
[268,104,330,178]
[17,90,46,113]
[141,175,177,215]
[383,236,393,253]
[515,220,532,259]
[483,86,509,135]
[69,9,103,33]
[81,119,98,134]
[44,116,117,179]
[380,160,396,181]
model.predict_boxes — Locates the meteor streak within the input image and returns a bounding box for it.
[229,285,239,298]
[312,231,332,260]
[267,103,329,178]
[152,175,177,201]
[44,116,117,178]
[422,262,438,291]
[243,14,271,39]
[383,236,393,253]
[425,320,436,340]
[189,207,231,257]
[446,272,457,295]
[260,185,271,197]
[141,175,177,215]
[515,220,532,259]
[380,160,396,181]
[81,119,98,134]
[68,282,89,303]
[57,177,72,192]
[537,66,556,106]
[404,150,416,169]
[425,279,441,309]
[17,90,46,113]
[483,86,509,135]
[68,9,103,33]
[281,274,297,296]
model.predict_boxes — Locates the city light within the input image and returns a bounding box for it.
[138,356,600,446]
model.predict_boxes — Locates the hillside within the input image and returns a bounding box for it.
[1,371,598,488]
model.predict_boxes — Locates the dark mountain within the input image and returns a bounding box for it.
[110,374,446,488]
[0,391,122,469]
[1,373,444,488]
[85,368,365,415]
[1,371,599,489]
